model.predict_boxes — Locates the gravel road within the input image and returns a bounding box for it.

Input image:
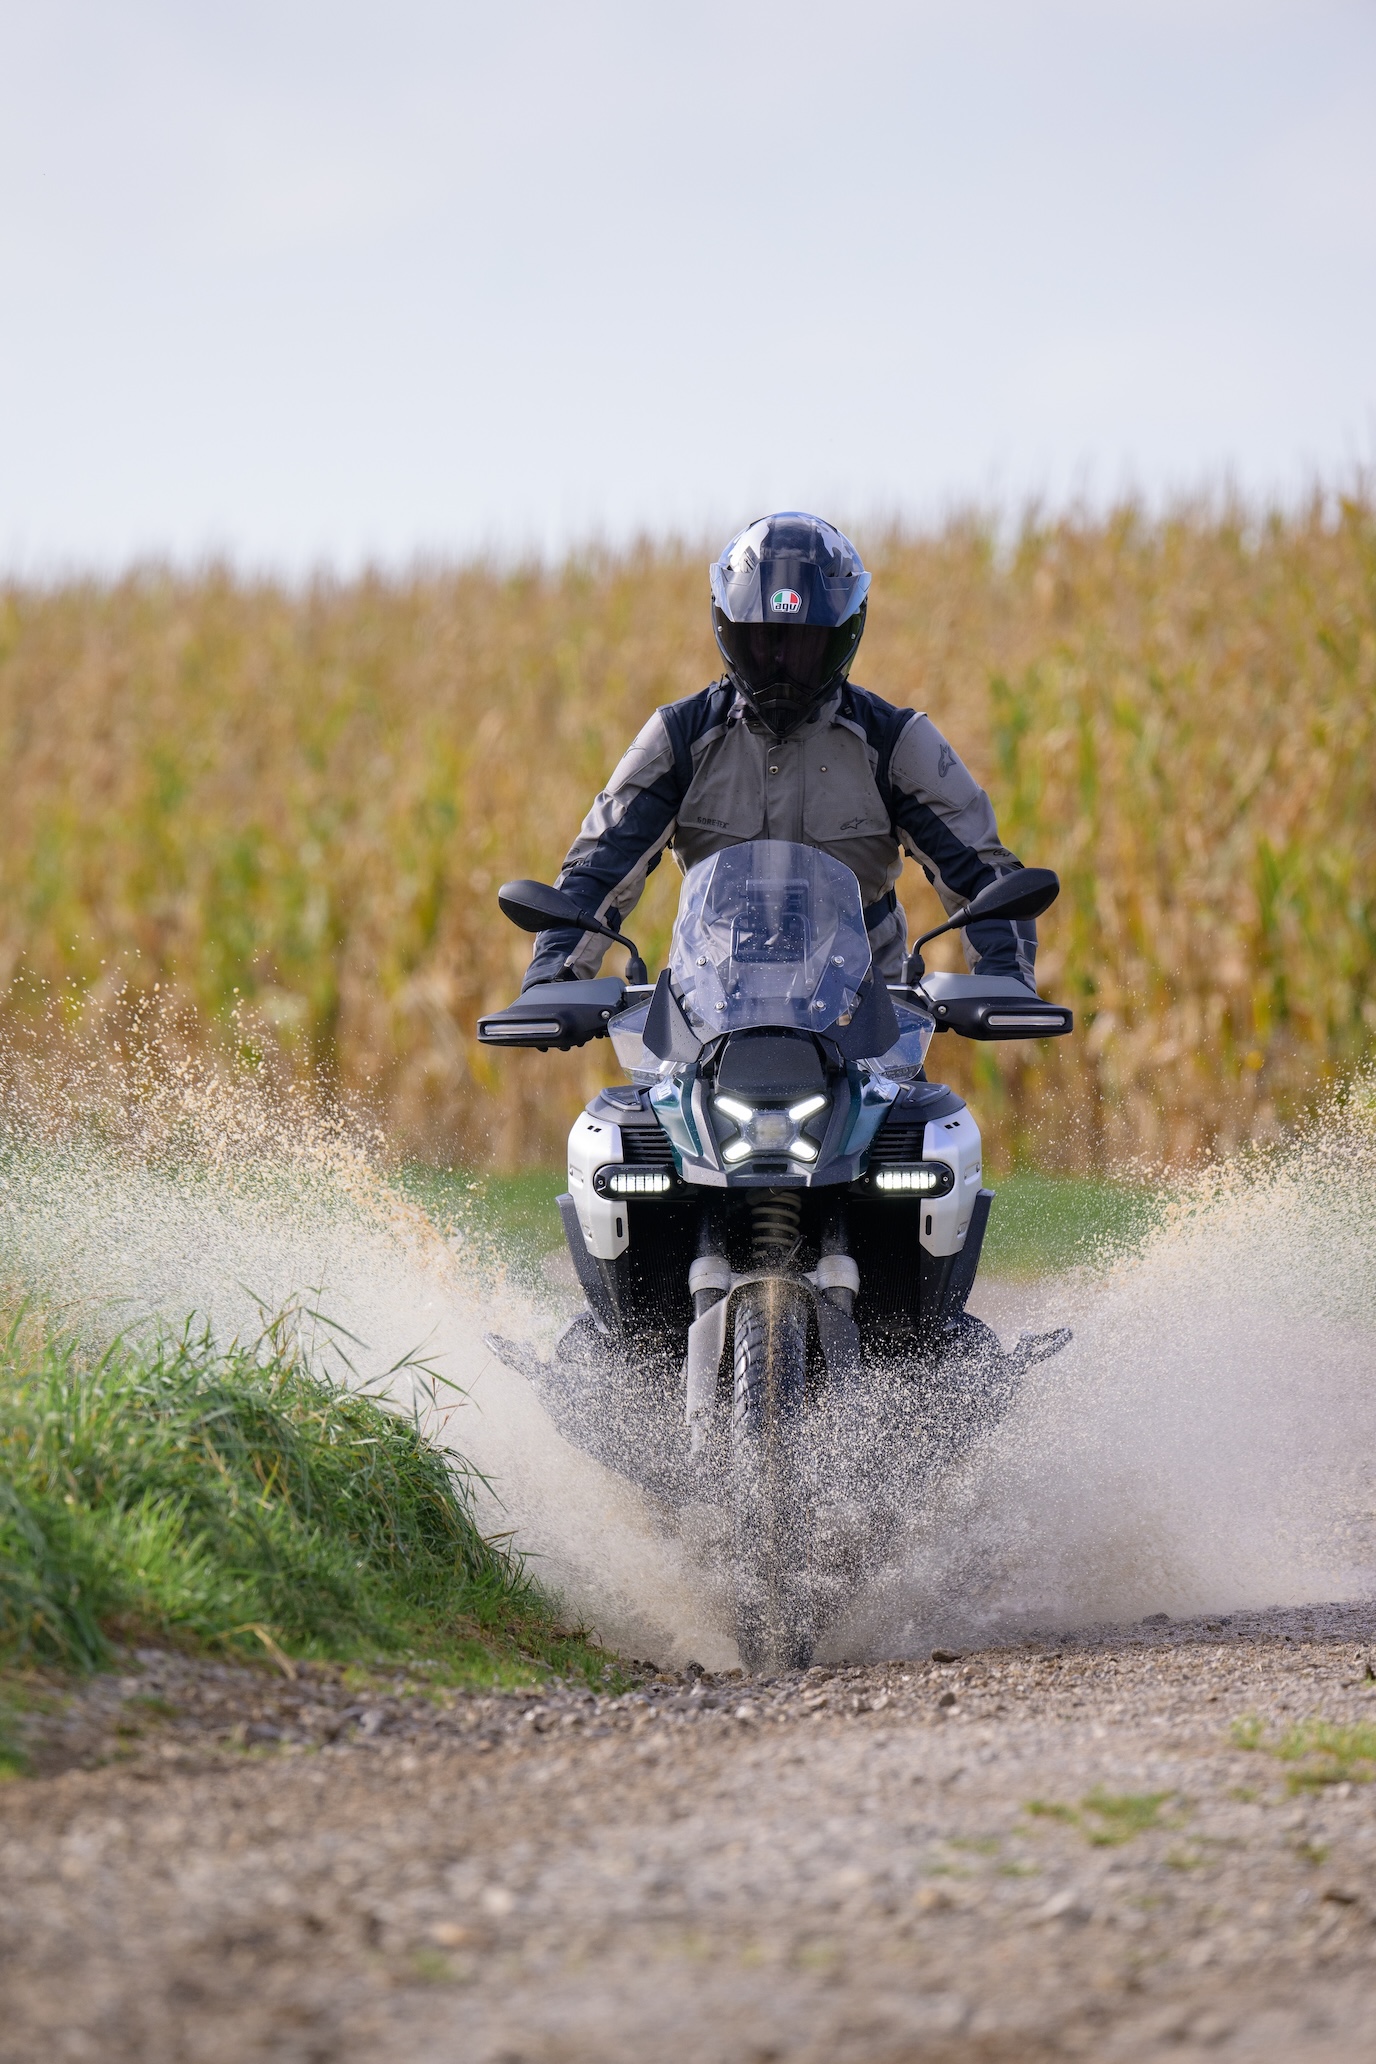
[5,1602,1376,2063]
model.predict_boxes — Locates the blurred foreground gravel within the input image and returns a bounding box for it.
[5,1602,1376,2062]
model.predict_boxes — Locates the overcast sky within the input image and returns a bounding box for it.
[2,0,1373,571]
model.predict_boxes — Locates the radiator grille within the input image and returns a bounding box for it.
[867,1115,930,1165]
[618,1120,676,1168]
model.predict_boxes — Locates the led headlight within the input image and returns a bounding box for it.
[788,1095,828,1123]
[746,1109,796,1152]
[712,1091,831,1167]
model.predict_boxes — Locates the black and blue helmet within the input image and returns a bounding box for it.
[710,511,871,734]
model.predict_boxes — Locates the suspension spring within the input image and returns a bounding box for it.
[750,1189,802,1264]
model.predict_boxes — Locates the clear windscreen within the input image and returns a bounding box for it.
[670,840,872,1036]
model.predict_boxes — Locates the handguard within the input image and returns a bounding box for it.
[476,977,626,1051]
[921,973,1073,1041]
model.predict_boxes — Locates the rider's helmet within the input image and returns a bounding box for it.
[710,511,871,735]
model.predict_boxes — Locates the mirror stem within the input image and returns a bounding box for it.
[905,903,971,985]
[595,926,647,984]
[576,914,647,983]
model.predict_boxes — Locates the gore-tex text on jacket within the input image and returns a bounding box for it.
[522,680,1036,989]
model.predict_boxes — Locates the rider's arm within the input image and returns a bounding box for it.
[887,714,1037,986]
[522,710,684,987]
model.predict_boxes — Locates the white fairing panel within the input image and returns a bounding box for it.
[567,1110,629,1259]
[919,1108,984,1256]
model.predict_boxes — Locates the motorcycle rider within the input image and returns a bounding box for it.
[523,511,1037,994]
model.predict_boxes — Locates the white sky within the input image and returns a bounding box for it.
[2,0,1374,571]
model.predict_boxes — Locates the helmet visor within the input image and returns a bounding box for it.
[714,612,864,716]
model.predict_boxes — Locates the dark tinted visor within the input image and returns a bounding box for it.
[714,613,863,698]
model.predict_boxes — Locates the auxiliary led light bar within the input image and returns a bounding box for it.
[872,1165,955,1195]
[591,1167,676,1197]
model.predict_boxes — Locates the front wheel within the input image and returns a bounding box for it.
[730,1279,813,1672]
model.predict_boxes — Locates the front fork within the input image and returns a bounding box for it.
[685,1195,861,1447]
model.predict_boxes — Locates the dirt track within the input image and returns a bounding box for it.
[5,1603,1376,2063]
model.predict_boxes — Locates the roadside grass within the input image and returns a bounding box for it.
[975,1170,1160,1278]
[0,1302,610,1704]
[1232,1715,1376,1790]
[397,1163,564,1277]
[0,1684,25,1778]
[400,1161,1159,1283]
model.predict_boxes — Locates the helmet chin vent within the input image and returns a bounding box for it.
[740,682,829,734]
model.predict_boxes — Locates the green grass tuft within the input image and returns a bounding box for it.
[1079,1789,1174,1844]
[0,1304,604,1686]
[1024,1799,1079,1823]
[1025,1790,1178,1843]
[1234,1715,1376,1790]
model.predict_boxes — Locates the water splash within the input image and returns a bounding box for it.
[3,1021,1374,1667]
[839,1085,1376,1657]
[0,1024,731,1666]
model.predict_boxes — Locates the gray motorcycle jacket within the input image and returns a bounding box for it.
[522,679,1036,990]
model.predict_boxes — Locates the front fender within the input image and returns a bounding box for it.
[683,1269,861,1423]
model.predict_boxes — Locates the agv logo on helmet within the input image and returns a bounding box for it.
[770,589,802,614]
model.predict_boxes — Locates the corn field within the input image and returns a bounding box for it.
[1,495,1373,1174]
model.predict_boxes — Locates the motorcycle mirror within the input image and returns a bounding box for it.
[498,879,597,935]
[497,878,648,983]
[905,866,1060,983]
[961,866,1060,925]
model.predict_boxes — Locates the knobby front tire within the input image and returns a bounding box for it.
[730,1277,813,1673]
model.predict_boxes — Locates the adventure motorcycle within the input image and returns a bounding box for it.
[477,840,1073,1670]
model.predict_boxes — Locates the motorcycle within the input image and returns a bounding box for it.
[477,839,1073,1670]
